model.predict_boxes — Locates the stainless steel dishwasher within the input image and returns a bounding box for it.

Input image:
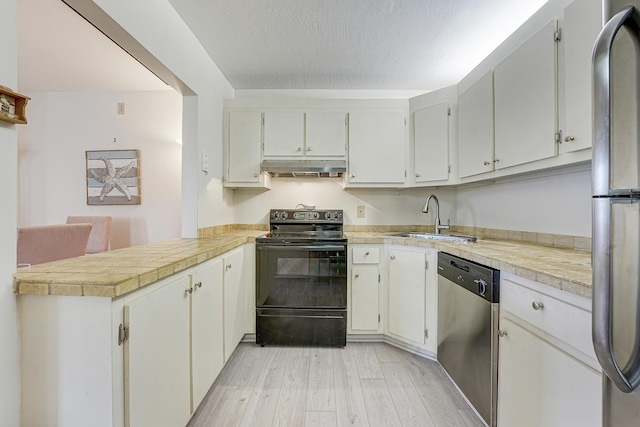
[437,252,500,427]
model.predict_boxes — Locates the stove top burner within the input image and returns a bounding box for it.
[259,209,345,242]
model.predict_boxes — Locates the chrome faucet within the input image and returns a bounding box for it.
[422,194,450,234]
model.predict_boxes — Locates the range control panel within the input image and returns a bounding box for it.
[270,209,343,223]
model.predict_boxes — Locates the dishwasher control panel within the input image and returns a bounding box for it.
[437,252,500,303]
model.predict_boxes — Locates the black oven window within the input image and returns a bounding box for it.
[257,248,347,308]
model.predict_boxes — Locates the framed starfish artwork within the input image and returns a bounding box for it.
[86,150,141,205]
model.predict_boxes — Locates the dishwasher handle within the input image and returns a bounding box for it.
[450,260,470,272]
[438,252,500,303]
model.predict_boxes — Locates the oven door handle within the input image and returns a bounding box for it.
[258,313,345,319]
[257,244,346,251]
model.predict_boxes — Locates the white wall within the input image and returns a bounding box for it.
[1,1,20,425]
[89,0,235,235]
[18,90,183,248]
[456,166,591,237]
[233,180,457,226]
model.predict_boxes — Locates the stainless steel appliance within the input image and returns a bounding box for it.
[437,252,500,427]
[592,1,640,424]
[255,209,347,346]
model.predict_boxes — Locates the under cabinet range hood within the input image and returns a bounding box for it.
[260,159,346,178]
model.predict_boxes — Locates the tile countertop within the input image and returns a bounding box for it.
[13,230,265,298]
[347,232,592,299]
[13,229,592,299]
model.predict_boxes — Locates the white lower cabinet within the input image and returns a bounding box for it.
[497,273,602,427]
[349,245,381,332]
[124,256,229,426]
[124,276,192,427]
[386,247,437,353]
[190,259,224,411]
[222,246,245,362]
[19,245,251,427]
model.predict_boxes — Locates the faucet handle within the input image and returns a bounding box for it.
[438,219,451,231]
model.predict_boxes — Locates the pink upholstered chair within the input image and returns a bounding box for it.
[17,224,92,267]
[66,216,112,254]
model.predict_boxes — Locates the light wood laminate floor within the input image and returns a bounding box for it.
[188,342,484,427]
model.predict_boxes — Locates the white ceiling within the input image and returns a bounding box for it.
[168,0,550,91]
[17,0,550,93]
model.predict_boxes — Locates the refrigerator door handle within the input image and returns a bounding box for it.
[593,6,640,394]
[593,6,639,196]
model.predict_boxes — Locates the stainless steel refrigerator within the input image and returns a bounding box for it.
[592,1,640,425]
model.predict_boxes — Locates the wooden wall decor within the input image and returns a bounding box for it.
[0,85,30,124]
[86,150,141,205]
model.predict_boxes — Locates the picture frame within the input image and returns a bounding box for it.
[86,149,141,205]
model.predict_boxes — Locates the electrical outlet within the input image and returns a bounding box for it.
[357,205,365,218]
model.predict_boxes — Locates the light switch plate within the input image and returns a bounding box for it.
[357,205,365,218]
[201,152,209,173]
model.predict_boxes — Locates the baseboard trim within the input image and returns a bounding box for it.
[241,333,436,361]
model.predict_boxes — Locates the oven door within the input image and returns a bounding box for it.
[256,242,347,309]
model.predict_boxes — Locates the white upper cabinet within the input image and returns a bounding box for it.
[458,71,495,178]
[263,111,347,157]
[348,110,406,185]
[305,111,347,156]
[413,102,449,183]
[560,0,602,154]
[263,111,305,156]
[494,20,558,170]
[226,111,264,184]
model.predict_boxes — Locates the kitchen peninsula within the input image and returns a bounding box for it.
[15,226,592,427]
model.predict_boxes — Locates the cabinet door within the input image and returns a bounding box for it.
[414,103,449,182]
[190,258,224,412]
[560,0,602,154]
[348,111,406,184]
[351,266,379,331]
[263,111,305,156]
[124,277,191,427]
[494,21,557,169]
[227,111,263,183]
[388,249,426,344]
[458,71,495,178]
[223,248,245,362]
[306,111,347,156]
[497,317,602,427]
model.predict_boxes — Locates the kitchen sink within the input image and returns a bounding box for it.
[390,232,477,243]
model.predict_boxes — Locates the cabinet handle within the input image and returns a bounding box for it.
[253,173,258,178]
[531,301,544,311]
[195,281,202,289]
[226,264,232,270]
[184,287,193,295]
[306,147,312,152]
[498,329,508,337]
[365,251,370,255]
[484,161,491,166]
[564,135,575,142]
[415,173,421,177]
[493,158,500,163]
[297,147,302,152]
[354,274,359,279]
[390,255,395,260]
[351,174,355,179]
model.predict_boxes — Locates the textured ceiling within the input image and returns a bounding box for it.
[169,0,550,91]
[17,0,549,93]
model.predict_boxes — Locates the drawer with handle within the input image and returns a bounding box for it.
[352,247,380,264]
[500,273,595,361]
